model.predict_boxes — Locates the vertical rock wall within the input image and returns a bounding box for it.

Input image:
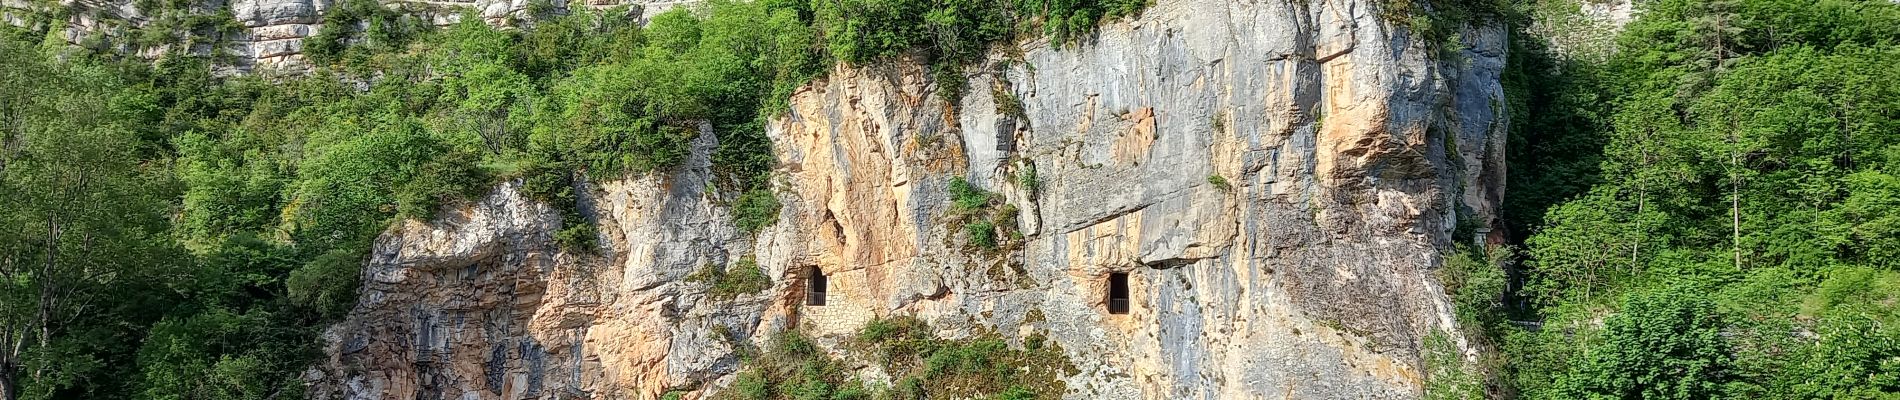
[768,0,1508,397]
[310,0,1510,399]
[312,134,788,400]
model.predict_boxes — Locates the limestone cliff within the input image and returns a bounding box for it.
[1,0,685,73]
[307,0,1510,399]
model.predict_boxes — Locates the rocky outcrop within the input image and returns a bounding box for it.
[3,0,677,73]
[311,0,1510,399]
[310,133,793,400]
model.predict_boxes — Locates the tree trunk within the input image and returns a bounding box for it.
[1730,121,1743,270]
[1732,166,1741,269]
[0,359,17,400]
[1634,134,1651,276]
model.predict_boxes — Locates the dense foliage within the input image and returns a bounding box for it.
[1467,0,1900,398]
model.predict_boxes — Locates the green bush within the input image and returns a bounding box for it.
[733,187,782,234]
[690,258,773,299]
[949,177,994,212]
[994,84,1026,119]
[1438,245,1508,332]
[1421,331,1484,400]
[993,386,1036,400]
[1018,0,1150,44]
[287,116,489,250]
[1374,0,1504,55]
[966,221,998,250]
[1558,285,1734,399]
[174,131,292,249]
[862,318,1069,399]
[303,0,427,65]
[720,318,1069,400]
[286,249,365,318]
[553,219,599,253]
[1206,174,1230,191]
[857,317,910,344]
[732,370,770,400]
[134,309,286,400]
[1013,163,1040,193]
[946,177,1020,251]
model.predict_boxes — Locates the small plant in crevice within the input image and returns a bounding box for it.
[1207,174,1232,192]
[946,177,1021,252]
[1012,161,1041,195]
[994,81,1027,120]
[950,177,995,212]
[689,257,772,300]
[966,220,998,249]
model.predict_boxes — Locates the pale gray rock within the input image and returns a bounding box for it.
[297,0,1512,399]
[232,0,319,27]
[761,0,1507,398]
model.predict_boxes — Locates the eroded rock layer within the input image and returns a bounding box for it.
[310,0,1509,398]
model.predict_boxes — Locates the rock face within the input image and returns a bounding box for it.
[2,0,678,73]
[309,0,1510,399]
[309,133,789,400]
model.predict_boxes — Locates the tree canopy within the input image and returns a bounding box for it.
[1472,0,1900,398]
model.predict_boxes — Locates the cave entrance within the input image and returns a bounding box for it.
[1107,272,1130,315]
[805,266,827,306]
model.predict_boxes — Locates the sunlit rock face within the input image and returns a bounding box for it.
[307,0,1510,398]
[3,0,679,73]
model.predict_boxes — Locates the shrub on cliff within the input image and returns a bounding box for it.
[718,317,1070,400]
[690,257,773,300]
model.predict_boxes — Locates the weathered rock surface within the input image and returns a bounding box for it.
[3,0,676,73]
[309,0,1509,399]
[310,133,792,400]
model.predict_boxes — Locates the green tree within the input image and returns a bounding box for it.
[1560,285,1734,399]
[0,43,185,400]
[434,20,537,156]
